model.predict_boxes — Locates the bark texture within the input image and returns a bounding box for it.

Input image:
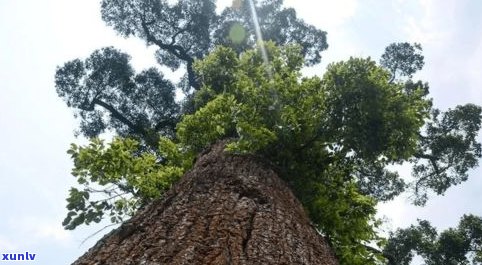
[73,141,338,265]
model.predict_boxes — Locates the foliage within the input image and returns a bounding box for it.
[384,215,482,265]
[176,43,481,263]
[411,104,482,205]
[63,137,192,230]
[175,44,406,263]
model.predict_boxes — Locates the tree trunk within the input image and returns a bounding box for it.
[72,141,338,265]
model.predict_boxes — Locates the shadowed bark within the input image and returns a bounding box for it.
[72,141,338,265]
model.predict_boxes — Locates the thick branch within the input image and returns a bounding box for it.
[414,152,436,160]
[90,98,160,148]
[186,60,199,90]
[140,18,200,90]
[92,98,142,133]
[154,119,178,132]
[414,152,444,177]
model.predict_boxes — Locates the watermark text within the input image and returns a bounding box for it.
[1,252,36,261]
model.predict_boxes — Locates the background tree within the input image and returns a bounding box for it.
[380,42,424,83]
[384,214,482,265]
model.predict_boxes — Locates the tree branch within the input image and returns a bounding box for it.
[140,18,200,90]
[154,119,178,132]
[92,98,140,133]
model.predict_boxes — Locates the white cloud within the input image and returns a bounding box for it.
[398,0,482,108]
[0,236,17,252]
[284,0,358,29]
[283,0,360,77]
[402,0,458,45]
[466,37,482,102]
[7,216,73,246]
[34,223,71,243]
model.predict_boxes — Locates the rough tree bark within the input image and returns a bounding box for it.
[73,141,338,265]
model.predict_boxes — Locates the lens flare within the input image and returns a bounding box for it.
[229,23,246,44]
[247,0,271,78]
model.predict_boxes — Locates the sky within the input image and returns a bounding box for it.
[0,0,481,264]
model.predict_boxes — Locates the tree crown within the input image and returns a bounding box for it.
[56,1,482,264]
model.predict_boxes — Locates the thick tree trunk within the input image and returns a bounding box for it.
[73,141,338,265]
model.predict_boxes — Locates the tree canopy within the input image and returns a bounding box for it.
[56,0,327,148]
[380,42,424,82]
[55,47,179,147]
[384,214,482,265]
[56,1,482,264]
